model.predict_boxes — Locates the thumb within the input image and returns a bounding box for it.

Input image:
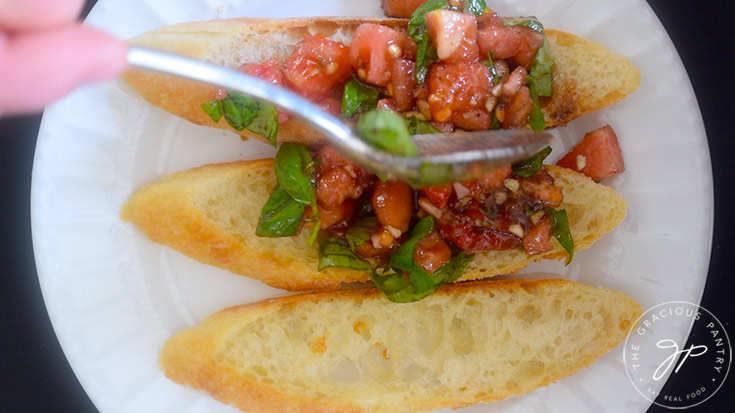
[0,25,128,115]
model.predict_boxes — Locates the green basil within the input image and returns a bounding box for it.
[357,109,420,156]
[255,184,306,237]
[387,216,434,270]
[528,85,546,132]
[528,37,553,98]
[406,116,440,135]
[220,93,260,130]
[201,100,223,122]
[345,217,378,250]
[483,52,500,85]
[408,0,445,84]
[512,146,552,178]
[548,208,574,264]
[463,0,487,15]
[318,239,372,272]
[274,143,317,207]
[419,162,453,186]
[246,102,279,146]
[257,143,318,242]
[201,91,279,146]
[341,77,382,118]
[501,17,545,33]
[370,252,474,303]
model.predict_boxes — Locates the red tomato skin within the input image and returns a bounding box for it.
[556,125,625,182]
[477,15,544,68]
[389,58,416,111]
[425,9,480,63]
[522,218,553,255]
[440,216,521,251]
[283,35,352,99]
[419,184,453,209]
[350,23,416,88]
[426,62,492,125]
[238,60,291,123]
[381,0,426,18]
[317,96,341,117]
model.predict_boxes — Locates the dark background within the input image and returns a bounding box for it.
[0,1,732,411]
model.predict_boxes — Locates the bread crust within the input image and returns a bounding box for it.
[122,18,640,145]
[120,160,626,291]
[160,278,642,412]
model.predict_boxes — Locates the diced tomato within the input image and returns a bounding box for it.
[477,15,544,68]
[377,98,399,111]
[372,180,414,231]
[502,85,533,129]
[317,166,356,208]
[317,96,341,117]
[426,62,492,127]
[462,165,512,197]
[413,232,452,274]
[381,0,426,18]
[520,168,563,207]
[440,215,521,251]
[522,218,553,255]
[315,145,374,201]
[283,35,352,99]
[425,9,480,63]
[318,200,354,229]
[350,23,416,88]
[238,59,291,123]
[452,109,491,130]
[556,125,625,182]
[389,58,416,110]
[420,184,453,209]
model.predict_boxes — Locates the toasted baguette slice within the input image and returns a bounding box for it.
[161,279,642,412]
[122,18,640,145]
[120,161,626,291]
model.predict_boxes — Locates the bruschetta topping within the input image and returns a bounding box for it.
[201,1,554,141]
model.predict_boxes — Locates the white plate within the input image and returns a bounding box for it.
[31,0,713,411]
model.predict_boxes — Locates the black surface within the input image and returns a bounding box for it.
[0,1,732,412]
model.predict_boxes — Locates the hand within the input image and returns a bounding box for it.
[0,0,128,115]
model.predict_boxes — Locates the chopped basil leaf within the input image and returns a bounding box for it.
[387,216,434,270]
[257,143,319,242]
[406,115,440,135]
[345,217,378,250]
[201,100,223,122]
[548,208,574,264]
[221,93,260,130]
[528,85,546,132]
[255,184,306,237]
[483,52,499,85]
[370,251,474,303]
[407,0,445,38]
[512,146,552,178]
[247,102,279,146]
[415,36,438,85]
[201,91,279,146]
[341,77,381,118]
[318,239,372,272]
[501,17,545,33]
[274,143,317,207]
[357,109,420,156]
[463,0,487,15]
[528,37,553,98]
[408,0,445,84]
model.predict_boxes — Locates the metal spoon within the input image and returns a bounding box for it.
[126,46,551,185]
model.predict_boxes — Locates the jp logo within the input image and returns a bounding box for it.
[653,340,708,381]
[624,301,731,409]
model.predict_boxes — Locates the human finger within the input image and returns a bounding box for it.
[0,25,127,114]
[0,0,84,31]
